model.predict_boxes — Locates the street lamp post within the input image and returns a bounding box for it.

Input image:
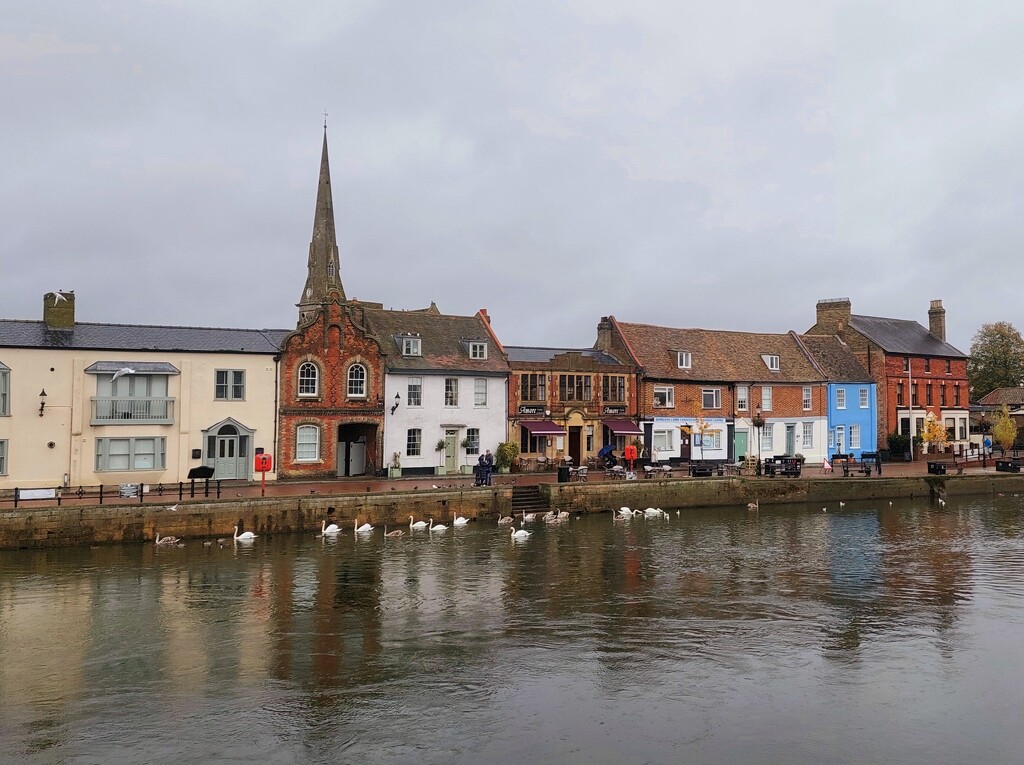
[751,405,764,476]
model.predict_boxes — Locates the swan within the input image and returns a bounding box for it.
[384,525,405,538]
[839,501,846,508]
[643,507,662,517]
[618,506,633,516]
[155,532,179,546]
[354,518,373,533]
[511,526,531,539]
[233,526,257,541]
[521,511,537,523]
[497,514,515,525]
[321,519,340,535]
[613,512,627,523]
[428,518,447,532]
[557,510,570,519]
[747,500,759,511]
[410,515,428,529]
[937,497,946,507]
[453,514,469,526]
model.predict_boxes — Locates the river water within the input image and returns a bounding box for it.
[2,496,1023,765]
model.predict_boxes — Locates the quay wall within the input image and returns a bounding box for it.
[3,475,1024,550]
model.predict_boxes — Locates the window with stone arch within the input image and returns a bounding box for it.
[297,361,319,397]
[347,363,367,398]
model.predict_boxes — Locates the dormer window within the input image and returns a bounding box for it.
[677,351,691,369]
[469,342,487,360]
[762,354,780,371]
[402,337,421,356]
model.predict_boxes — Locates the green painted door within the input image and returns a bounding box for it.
[735,431,748,462]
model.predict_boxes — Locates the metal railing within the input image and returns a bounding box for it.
[7,479,223,508]
[90,397,175,424]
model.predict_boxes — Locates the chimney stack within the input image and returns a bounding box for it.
[43,291,75,330]
[595,316,614,351]
[928,299,946,341]
[814,297,852,334]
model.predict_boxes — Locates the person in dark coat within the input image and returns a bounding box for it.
[475,454,486,486]
[875,451,882,475]
[484,449,494,485]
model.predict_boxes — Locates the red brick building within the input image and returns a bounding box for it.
[278,131,386,478]
[807,298,970,451]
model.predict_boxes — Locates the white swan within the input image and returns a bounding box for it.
[746,500,759,511]
[354,518,373,534]
[618,506,633,516]
[233,526,256,541]
[428,518,447,532]
[384,525,405,538]
[497,514,515,525]
[613,512,627,523]
[453,514,469,526]
[521,511,537,523]
[511,526,531,539]
[321,519,340,535]
[557,510,570,519]
[155,532,179,546]
[409,515,428,529]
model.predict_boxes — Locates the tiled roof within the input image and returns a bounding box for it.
[0,320,288,354]
[797,335,872,382]
[505,346,623,365]
[977,387,1024,406]
[363,308,509,374]
[615,322,825,382]
[848,315,967,357]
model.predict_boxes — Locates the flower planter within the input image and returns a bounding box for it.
[388,467,402,479]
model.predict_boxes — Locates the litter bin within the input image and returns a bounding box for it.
[557,465,571,483]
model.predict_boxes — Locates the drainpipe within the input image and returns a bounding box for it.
[273,354,281,475]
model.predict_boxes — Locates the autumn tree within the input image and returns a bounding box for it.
[920,412,949,454]
[991,405,1019,453]
[968,322,1024,399]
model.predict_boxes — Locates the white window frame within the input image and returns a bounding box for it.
[736,385,748,411]
[850,424,861,449]
[474,378,487,407]
[0,364,9,416]
[828,429,835,449]
[407,377,422,407]
[0,439,7,474]
[215,369,246,401]
[802,386,812,411]
[296,425,320,462]
[836,388,846,410]
[465,428,480,455]
[653,386,675,408]
[95,437,167,472]
[402,337,421,356]
[762,354,780,371]
[677,351,692,369]
[802,422,813,449]
[701,388,721,409]
[445,377,459,407]
[297,362,319,397]
[653,429,673,451]
[761,423,774,450]
[407,428,422,457]
[762,386,773,412]
[469,342,488,360]
[347,364,367,398]
[835,425,846,453]
[701,429,722,450]
[859,388,869,408]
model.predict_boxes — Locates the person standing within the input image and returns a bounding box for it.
[875,451,882,476]
[484,449,494,485]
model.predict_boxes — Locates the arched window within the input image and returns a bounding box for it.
[327,260,336,278]
[347,363,367,398]
[298,362,319,397]
[296,425,320,461]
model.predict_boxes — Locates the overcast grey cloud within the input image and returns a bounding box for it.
[3,1,1022,353]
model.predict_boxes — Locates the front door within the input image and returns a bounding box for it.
[216,433,238,479]
[836,425,846,455]
[444,430,459,474]
[735,430,748,462]
[569,427,582,466]
[680,428,691,461]
[785,425,796,455]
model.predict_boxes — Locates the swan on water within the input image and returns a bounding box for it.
[521,511,537,523]
[613,512,627,523]
[453,514,469,526]
[511,526,531,539]
[618,506,633,517]
[233,526,256,541]
[155,532,179,546]
[497,515,515,525]
[410,516,428,529]
[321,519,340,535]
[354,518,374,533]
[429,518,447,532]
[747,500,759,511]
[384,525,405,538]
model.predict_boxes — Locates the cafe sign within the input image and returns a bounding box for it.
[518,405,546,415]
[603,405,626,415]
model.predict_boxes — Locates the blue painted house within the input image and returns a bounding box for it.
[800,336,878,459]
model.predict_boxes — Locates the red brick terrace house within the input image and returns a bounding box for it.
[595,316,830,464]
[278,131,386,478]
[807,298,970,452]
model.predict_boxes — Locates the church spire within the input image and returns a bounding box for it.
[298,126,345,326]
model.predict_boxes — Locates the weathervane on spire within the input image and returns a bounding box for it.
[323,109,328,129]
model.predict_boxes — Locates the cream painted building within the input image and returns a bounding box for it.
[0,292,286,491]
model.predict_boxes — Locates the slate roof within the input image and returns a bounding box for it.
[363,309,508,375]
[797,335,873,382]
[0,320,288,354]
[615,322,825,382]
[848,314,967,357]
[505,346,623,365]
[977,387,1024,406]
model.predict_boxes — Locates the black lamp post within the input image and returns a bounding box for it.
[751,404,764,474]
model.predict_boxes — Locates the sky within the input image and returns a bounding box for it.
[3,0,1023,354]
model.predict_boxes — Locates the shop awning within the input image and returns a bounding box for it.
[601,418,644,436]
[520,420,567,436]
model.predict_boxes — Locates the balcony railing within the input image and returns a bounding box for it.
[91,397,175,425]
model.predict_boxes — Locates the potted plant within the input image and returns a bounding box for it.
[435,438,447,474]
[495,441,519,473]
[389,451,402,479]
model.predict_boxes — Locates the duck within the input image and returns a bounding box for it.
[233,526,257,541]
[453,514,470,526]
[321,519,340,535]
[354,518,373,534]
[409,515,428,529]
[497,514,515,525]
[511,526,532,539]
[384,525,405,538]
[428,518,447,532]
[155,532,179,546]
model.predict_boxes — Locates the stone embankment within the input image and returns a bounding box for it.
[2,474,1023,550]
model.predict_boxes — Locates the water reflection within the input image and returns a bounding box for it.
[2,497,1024,764]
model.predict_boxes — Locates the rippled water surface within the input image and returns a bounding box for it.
[3,497,1024,764]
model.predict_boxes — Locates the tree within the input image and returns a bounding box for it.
[968,322,1024,400]
[992,405,1018,453]
[921,412,949,454]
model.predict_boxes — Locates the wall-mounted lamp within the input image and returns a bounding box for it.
[38,389,47,417]
[544,409,551,417]
[390,392,401,415]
